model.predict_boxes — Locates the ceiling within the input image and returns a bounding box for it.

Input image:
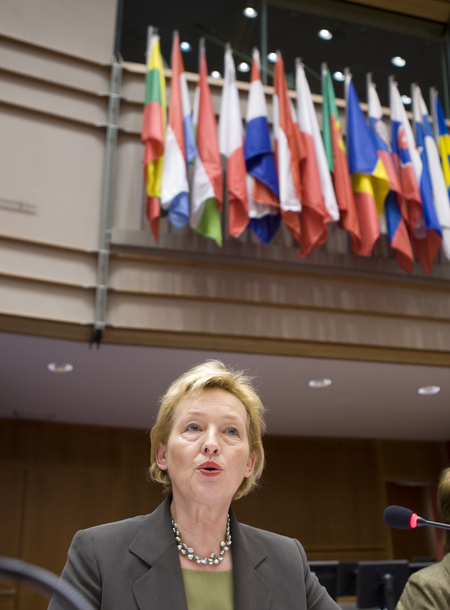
[119,0,447,110]
[2,330,449,441]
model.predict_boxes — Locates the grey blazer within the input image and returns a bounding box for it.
[48,496,340,610]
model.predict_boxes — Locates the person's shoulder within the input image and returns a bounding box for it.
[74,514,149,542]
[408,560,446,585]
[239,522,302,551]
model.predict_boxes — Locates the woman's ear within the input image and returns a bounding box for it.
[244,451,256,478]
[155,443,168,470]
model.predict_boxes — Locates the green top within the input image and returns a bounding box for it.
[181,569,234,610]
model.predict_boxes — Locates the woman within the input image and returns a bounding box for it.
[49,360,340,609]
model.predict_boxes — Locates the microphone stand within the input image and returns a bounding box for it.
[382,572,396,610]
[0,557,94,610]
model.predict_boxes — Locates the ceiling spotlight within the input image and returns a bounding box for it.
[391,56,406,67]
[318,29,333,40]
[210,70,222,79]
[401,95,412,106]
[238,61,250,73]
[47,362,74,374]
[267,52,278,63]
[243,6,258,18]
[333,71,345,82]
[180,41,191,52]
[417,385,441,395]
[308,378,332,389]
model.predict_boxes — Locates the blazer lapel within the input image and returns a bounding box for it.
[129,496,188,610]
[128,499,272,610]
[231,511,272,610]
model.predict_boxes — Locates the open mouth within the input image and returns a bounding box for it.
[198,462,222,475]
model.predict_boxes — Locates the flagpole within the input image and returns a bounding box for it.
[366,72,372,107]
[411,82,417,141]
[430,87,439,143]
[199,37,205,71]
[260,0,268,85]
[343,67,351,103]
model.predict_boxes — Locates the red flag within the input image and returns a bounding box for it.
[273,52,303,243]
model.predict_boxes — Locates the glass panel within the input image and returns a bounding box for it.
[119,0,447,108]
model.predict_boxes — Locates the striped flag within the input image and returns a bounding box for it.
[273,51,302,244]
[160,31,196,229]
[296,60,338,257]
[367,79,414,273]
[412,84,450,260]
[218,45,249,238]
[431,90,450,198]
[346,75,390,256]
[141,28,166,241]
[190,39,222,246]
[321,65,360,244]
[392,80,442,274]
[389,78,441,274]
[389,80,423,229]
[244,48,280,245]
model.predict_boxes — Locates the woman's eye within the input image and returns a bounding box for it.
[226,427,239,436]
[187,424,200,432]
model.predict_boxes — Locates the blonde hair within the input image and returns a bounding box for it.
[149,360,266,500]
[437,466,450,554]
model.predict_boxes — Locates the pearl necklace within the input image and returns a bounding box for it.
[171,514,232,565]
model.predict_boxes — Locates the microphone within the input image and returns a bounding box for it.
[383,505,450,531]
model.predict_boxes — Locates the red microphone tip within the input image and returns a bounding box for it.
[410,513,419,528]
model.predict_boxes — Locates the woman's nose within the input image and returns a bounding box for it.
[201,429,220,454]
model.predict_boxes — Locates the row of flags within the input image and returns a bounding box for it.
[141,28,450,275]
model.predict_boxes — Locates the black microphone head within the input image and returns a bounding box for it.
[383,505,417,529]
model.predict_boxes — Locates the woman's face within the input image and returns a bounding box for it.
[155,388,256,508]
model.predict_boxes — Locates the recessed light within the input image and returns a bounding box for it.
[238,62,250,73]
[391,56,406,67]
[180,41,191,52]
[267,52,278,63]
[243,6,258,18]
[401,95,412,106]
[210,70,222,79]
[417,385,441,395]
[333,71,345,82]
[308,378,332,389]
[47,362,74,374]
[318,29,333,41]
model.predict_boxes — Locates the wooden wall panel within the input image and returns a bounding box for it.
[18,470,118,610]
[235,437,388,560]
[0,469,23,608]
[378,440,447,482]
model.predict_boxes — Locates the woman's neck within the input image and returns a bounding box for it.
[170,499,233,572]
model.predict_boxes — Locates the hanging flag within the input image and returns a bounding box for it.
[244,48,280,245]
[273,51,303,244]
[412,84,450,260]
[389,78,441,274]
[218,45,249,238]
[321,64,360,245]
[160,31,196,230]
[431,90,450,198]
[295,60,338,257]
[141,28,166,241]
[190,39,222,246]
[367,78,414,273]
[346,75,390,256]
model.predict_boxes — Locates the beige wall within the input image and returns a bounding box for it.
[0,0,118,62]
